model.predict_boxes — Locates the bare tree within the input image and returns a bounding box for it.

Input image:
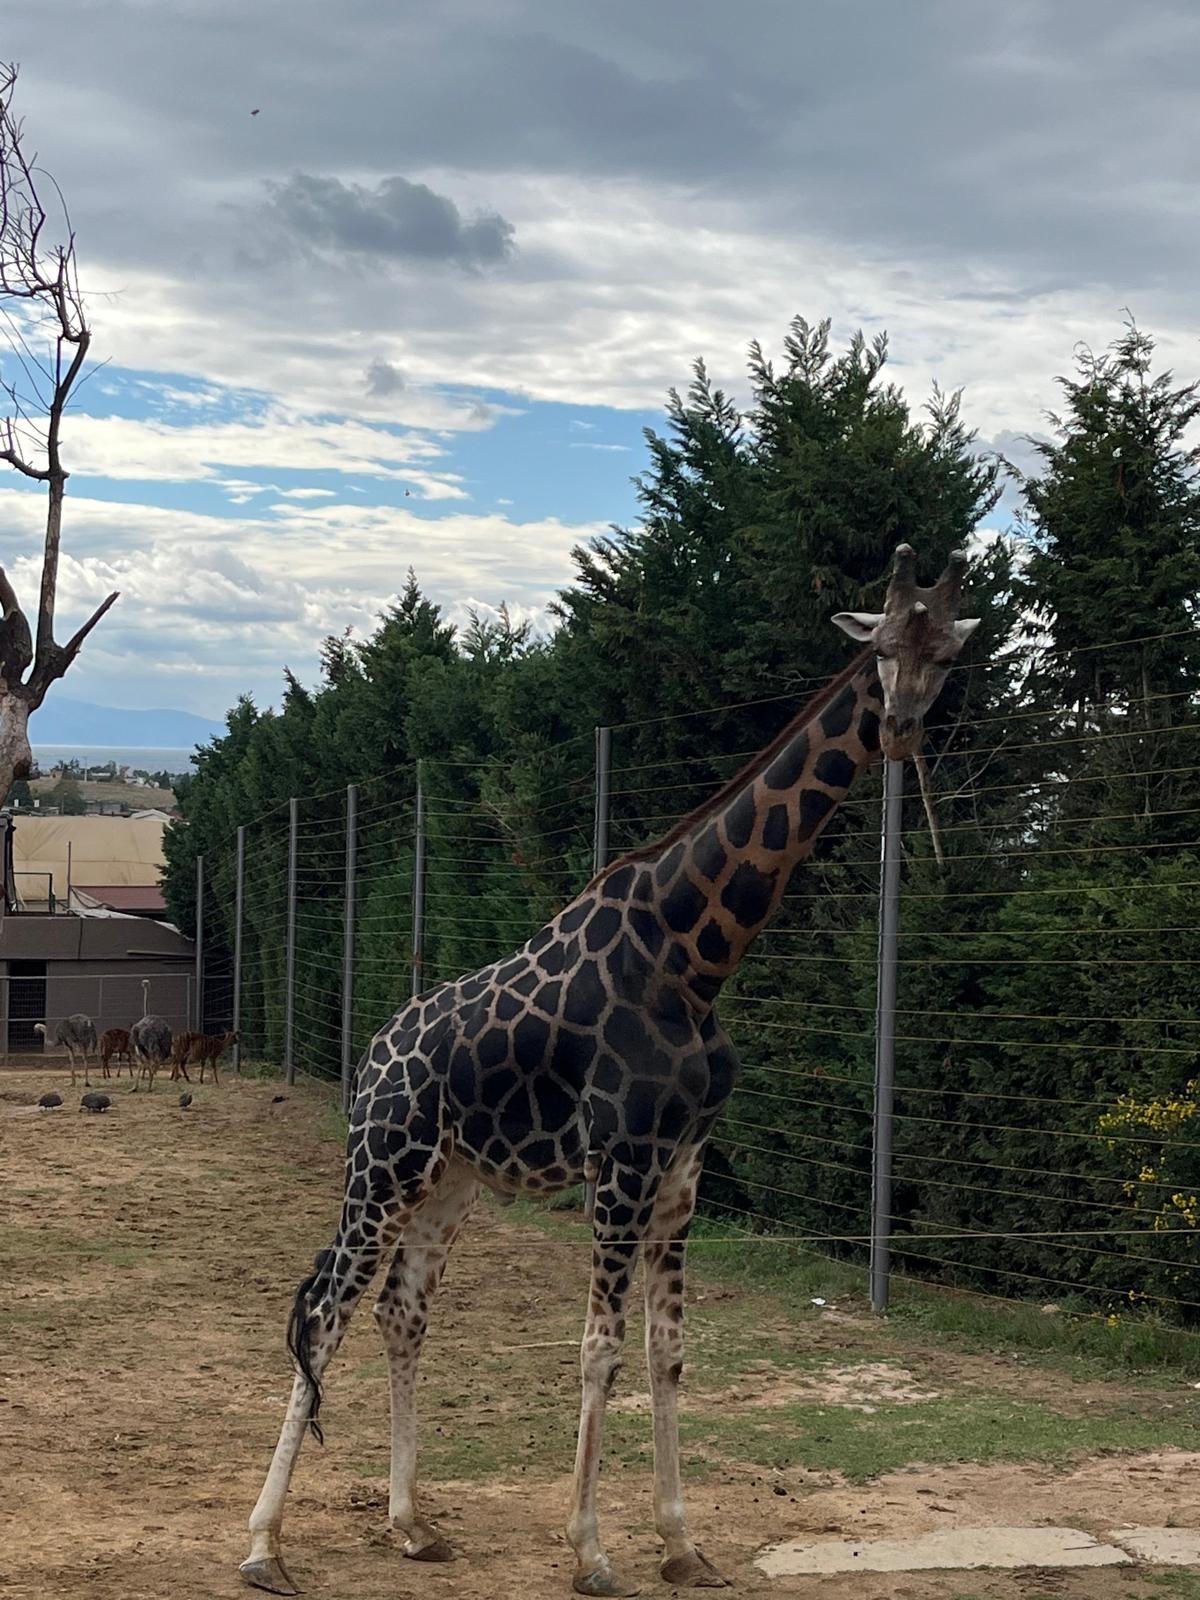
[0,63,118,803]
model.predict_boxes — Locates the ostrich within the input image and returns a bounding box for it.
[33,1013,98,1086]
[130,979,172,1093]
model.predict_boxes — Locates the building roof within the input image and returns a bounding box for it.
[72,884,169,914]
[0,908,193,961]
[9,814,167,910]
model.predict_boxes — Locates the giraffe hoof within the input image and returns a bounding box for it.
[239,1555,301,1594]
[573,1564,640,1596]
[660,1548,729,1587]
[403,1534,454,1562]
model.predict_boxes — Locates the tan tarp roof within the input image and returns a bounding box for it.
[11,815,167,907]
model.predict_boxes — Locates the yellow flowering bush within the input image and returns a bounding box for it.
[1098,1082,1199,1307]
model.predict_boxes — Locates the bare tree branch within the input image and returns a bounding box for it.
[0,62,117,794]
[60,587,120,662]
[25,588,120,702]
[912,750,946,870]
[0,442,50,478]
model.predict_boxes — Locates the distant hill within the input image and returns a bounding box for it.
[29,697,224,748]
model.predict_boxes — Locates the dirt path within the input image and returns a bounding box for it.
[1,1071,1196,1600]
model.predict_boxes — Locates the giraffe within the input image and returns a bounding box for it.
[239,543,981,1597]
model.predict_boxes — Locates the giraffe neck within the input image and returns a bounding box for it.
[631,657,883,1008]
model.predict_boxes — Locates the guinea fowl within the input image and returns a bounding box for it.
[179,1092,193,1109]
[79,1092,112,1113]
[37,1092,63,1109]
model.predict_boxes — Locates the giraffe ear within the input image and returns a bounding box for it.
[953,618,981,642]
[831,611,883,642]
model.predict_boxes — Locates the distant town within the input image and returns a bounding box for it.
[2,757,183,820]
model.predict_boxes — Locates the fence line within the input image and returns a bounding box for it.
[194,650,1198,1327]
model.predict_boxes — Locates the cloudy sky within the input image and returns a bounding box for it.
[2,0,1197,722]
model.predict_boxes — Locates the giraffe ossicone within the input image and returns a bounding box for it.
[240,543,982,1596]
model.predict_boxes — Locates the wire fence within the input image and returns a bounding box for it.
[192,647,1200,1326]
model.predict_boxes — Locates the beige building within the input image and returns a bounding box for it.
[1,815,193,1060]
[8,814,169,915]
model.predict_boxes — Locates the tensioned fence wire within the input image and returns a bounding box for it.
[197,628,1199,1326]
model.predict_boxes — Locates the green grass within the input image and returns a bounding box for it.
[314,1102,350,1146]
[682,1216,1200,1383]
[1147,1578,1200,1600]
[348,1355,1193,1487]
[507,1196,1200,1381]
[238,1057,283,1081]
[680,1391,1188,1481]
[0,1223,154,1271]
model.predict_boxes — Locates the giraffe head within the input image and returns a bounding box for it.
[831,544,980,760]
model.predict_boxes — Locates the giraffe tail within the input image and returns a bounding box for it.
[286,1247,334,1444]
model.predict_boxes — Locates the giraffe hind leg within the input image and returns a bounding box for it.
[241,1105,452,1593]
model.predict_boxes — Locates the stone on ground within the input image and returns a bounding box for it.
[755,1527,1132,1577]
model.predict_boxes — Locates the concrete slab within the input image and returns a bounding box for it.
[1110,1528,1200,1567]
[755,1527,1132,1577]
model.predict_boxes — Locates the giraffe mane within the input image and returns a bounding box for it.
[592,645,873,884]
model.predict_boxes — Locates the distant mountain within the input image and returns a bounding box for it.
[29,697,224,748]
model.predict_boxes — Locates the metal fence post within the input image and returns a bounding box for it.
[233,824,245,1074]
[584,726,612,1222]
[341,784,357,1112]
[593,725,611,875]
[284,797,298,1085]
[870,758,904,1314]
[411,772,426,999]
[194,854,204,1033]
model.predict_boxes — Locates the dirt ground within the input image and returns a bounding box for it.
[1,1069,1197,1600]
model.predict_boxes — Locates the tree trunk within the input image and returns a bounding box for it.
[0,691,32,801]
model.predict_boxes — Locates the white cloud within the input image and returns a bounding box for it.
[0,486,603,715]
[58,407,470,500]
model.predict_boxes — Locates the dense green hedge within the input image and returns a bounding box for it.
[166,317,1200,1321]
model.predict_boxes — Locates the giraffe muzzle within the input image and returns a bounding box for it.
[882,714,921,760]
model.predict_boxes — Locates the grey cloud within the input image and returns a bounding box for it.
[9,0,1200,297]
[366,359,406,397]
[263,172,514,268]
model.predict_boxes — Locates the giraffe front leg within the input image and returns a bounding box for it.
[645,1150,728,1588]
[373,1164,478,1561]
[567,1166,656,1597]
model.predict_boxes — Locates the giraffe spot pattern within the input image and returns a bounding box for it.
[761,803,789,852]
[765,731,809,790]
[720,860,778,929]
[339,660,876,1257]
[799,787,835,838]
[813,747,856,790]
